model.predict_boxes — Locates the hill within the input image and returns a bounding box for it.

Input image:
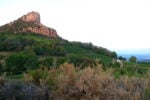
[0,11,116,74]
[0,11,57,38]
[0,11,149,100]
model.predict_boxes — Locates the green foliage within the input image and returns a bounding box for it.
[68,42,114,58]
[33,43,51,55]
[42,57,54,68]
[129,56,137,63]
[5,52,39,73]
[0,32,115,73]
[112,62,121,68]
[118,56,126,61]
[50,46,66,56]
[5,74,23,79]
[24,54,39,70]
[137,62,150,68]
[5,53,27,72]
[113,66,148,78]
[40,57,67,69]
[68,55,97,68]
[28,69,49,84]
[0,38,22,51]
[56,57,66,67]
[64,45,112,66]
[0,34,35,51]
[111,51,117,58]
[33,43,66,56]
[0,19,38,33]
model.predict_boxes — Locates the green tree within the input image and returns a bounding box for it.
[28,69,49,85]
[111,51,117,59]
[68,55,82,66]
[5,53,27,73]
[118,56,126,61]
[43,57,54,68]
[129,56,137,63]
[56,57,66,67]
[112,62,121,68]
[33,43,50,55]
[24,54,39,70]
[50,46,66,56]
[68,55,96,68]
[5,52,39,73]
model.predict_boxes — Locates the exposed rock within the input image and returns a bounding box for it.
[0,11,58,38]
[21,11,41,23]
[22,26,57,37]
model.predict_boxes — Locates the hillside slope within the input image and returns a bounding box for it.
[0,11,116,73]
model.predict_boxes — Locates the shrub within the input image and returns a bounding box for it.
[5,52,39,73]
[68,55,96,68]
[54,63,148,100]
[21,63,150,99]
[42,57,54,69]
[27,69,49,85]
[0,80,50,100]
[129,56,137,63]
[55,57,66,67]
[113,66,148,78]
[24,54,39,70]
[33,43,51,55]
[25,68,58,89]
[0,36,35,51]
[5,53,27,73]
[118,56,126,61]
[50,46,66,57]
[112,62,121,68]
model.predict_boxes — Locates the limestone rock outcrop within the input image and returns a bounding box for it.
[0,11,58,38]
[21,11,41,23]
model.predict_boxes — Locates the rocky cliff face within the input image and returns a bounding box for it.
[0,11,58,38]
[21,11,41,23]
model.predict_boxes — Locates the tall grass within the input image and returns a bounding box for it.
[53,63,149,100]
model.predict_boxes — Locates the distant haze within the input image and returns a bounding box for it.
[118,49,150,55]
[0,0,150,54]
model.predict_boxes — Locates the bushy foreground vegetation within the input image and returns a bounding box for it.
[0,63,149,100]
[0,78,50,100]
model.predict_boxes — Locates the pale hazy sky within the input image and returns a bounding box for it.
[0,0,150,54]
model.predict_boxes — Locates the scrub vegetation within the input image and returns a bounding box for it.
[0,32,149,100]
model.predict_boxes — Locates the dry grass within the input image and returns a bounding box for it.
[53,63,149,100]
[22,63,150,100]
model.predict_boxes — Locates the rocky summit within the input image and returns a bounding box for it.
[0,11,58,38]
[21,11,41,23]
